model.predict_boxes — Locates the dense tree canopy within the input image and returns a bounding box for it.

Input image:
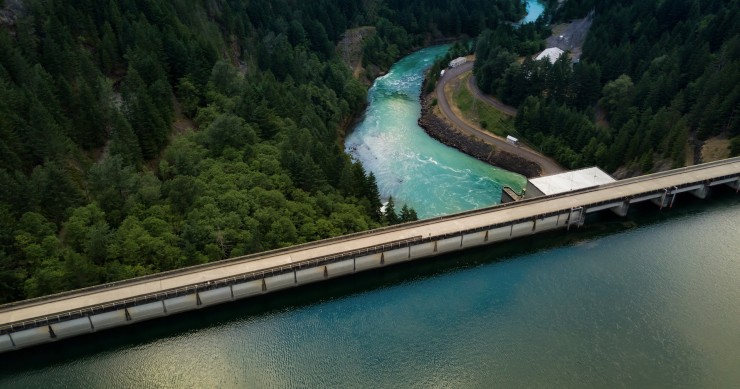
[3,0,531,302]
[474,0,739,172]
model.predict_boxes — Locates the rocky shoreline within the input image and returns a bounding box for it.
[417,94,542,178]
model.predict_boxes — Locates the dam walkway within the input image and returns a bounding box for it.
[1,157,738,351]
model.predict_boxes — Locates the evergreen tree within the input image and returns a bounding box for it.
[384,196,399,225]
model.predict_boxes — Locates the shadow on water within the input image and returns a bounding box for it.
[1,187,738,376]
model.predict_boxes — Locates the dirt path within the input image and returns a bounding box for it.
[434,62,564,176]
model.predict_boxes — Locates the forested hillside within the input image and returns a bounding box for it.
[0,0,523,303]
[474,0,739,172]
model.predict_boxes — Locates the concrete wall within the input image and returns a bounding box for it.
[410,242,435,259]
[436,236,463,254]
[0,334,14,352]
[708,177,738,186]
[610,201,629,217]
[691,185,710,199]
[630,193,662,204]
[355,253,383,271]
[8,327,50,348]
[488,226,511,242]
[164,294,198,314]
[383,247,410,265]
[50,317,92,340]
[128,301,166,322]
[90,309,128,331]
[673,184,703,194]
[587,201,625,213]
[461,231,487,248]
[198,286,233,307]
[296,267,327,285]
[264,272,296,292]
[232,280,264,299]
[511,221,534,238]
[326,259,355,278]
[730,179,740,191]
[534,215,560,232]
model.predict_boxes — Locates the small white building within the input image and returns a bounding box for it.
[535,47,565,64]
[449,57,467,68]
[506,135,519,145]
[526,167,616,197]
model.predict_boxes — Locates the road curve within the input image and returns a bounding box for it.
[435,61,564,176]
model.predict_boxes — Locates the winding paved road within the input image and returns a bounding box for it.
[435,62,564,176]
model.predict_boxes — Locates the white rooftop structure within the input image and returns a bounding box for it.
[449,57,467,68]
[529,167,616,196]
[535,47,565,64]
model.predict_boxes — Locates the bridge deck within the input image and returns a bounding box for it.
[1,158,739,326]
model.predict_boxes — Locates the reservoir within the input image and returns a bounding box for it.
[2,31,739,386]
[1,193,738,387]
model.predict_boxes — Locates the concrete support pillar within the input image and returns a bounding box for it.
[690,184,710,199]
[610,200,630,217]
[728,178,740,192]
[651,188,676,209]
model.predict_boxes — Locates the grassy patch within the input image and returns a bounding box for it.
[452,74,516,137]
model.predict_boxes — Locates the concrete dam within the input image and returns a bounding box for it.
[1,158,739,352]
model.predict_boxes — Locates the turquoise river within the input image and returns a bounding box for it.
[2,31,739,388]
[344,45,525,218]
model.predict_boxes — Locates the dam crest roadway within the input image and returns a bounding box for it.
[0,157,739,352]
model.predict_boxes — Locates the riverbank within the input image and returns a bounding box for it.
[418,88,542,178]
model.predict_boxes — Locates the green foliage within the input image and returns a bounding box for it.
[599,75,635,128]
[383,197,418,225]
[384,197,399,225]
[473,0,739,173]
[0,0,529,303]
[731,136,740,157]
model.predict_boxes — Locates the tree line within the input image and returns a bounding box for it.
[0,0,526,302]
